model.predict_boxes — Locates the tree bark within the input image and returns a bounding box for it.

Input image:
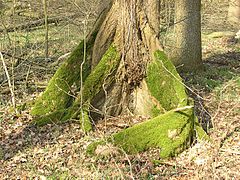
[171,0,202,72]
[31,0,205,158]
[228,0,240,24]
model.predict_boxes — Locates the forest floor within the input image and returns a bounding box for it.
[1,1,240,179]
[1,32,239,179]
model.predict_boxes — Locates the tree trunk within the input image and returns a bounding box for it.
[31,0,206,158]
[228,0,240,24]
[171,0,202,71]
[42,0,49,60]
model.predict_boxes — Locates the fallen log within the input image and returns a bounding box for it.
[0,14,92,33]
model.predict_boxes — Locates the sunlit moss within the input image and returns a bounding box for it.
[32,45,120,130]
[146,51,188,110]
[87,51,203,158]
[113,108,194,158]
[61,45,121,130]
[31,39,93,118]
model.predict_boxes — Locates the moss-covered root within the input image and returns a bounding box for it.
[195,117,210,142]
[112,108,195,158]
[31,37,95,119]
[31,110,67,126]
[79,106,93,132]
[146,50,188,111]
[61,45,121,129]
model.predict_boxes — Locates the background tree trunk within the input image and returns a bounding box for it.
[228,0,240,24]
[171,0,202,72]
[42,0,48,60]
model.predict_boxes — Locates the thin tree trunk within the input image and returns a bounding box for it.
[171,0,202,71]
[0,52,16,111]
[43,0,48,59]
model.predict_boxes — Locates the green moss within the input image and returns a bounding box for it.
[86,50,196,157]
[32,110,67,126]
[31,37,94,118]
[195,124,210,141]
[146,51,188,110]
[80,45,120,101]
[79,107,92,132]
[33,44,120,128]
[0,146,3,160]
[194,117,210,141]
[112,108,194,158]
[86,141,106,155]
[63,45,121,121]
[151,105,163,118]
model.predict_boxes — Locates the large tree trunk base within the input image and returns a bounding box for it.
[31,45,207,157]
[86,50,199,158]
[31,0,208,158]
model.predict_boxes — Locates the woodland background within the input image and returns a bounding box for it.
[0,0,239,179]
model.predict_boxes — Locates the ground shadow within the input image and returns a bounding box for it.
[181,51,240,132]
[0,120,82,160]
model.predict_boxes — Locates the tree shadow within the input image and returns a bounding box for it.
[181,51,240,132]
[0,120,82,161]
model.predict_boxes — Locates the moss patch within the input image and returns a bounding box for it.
[32,110,67,126]
[195,118,210,142]
[31,38,94,117]
[112,108,194,158]
[79,107,93,132]
[151,105,164,118]
[146,51,188,110]
[32,44,120,126]
[62,45,121,122]
[86,51,202,158]
[86,141,106,155]
[78,45,120,101]
[56,45,120,130]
